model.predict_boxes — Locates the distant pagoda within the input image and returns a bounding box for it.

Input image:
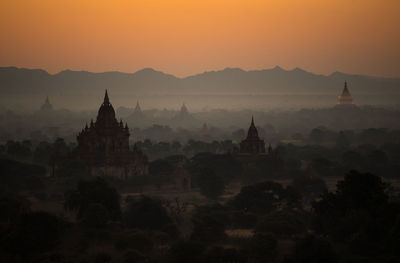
[40,96,53,110]
[76,90,148,178]
[174,102,192,120]
[239,117,266,154]
[337,81,354,105]
[179,103,189,116]
[135,101,142,113]
[131,100,144,118]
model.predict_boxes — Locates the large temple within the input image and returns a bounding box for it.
[235,117,281,173]
[239,117,266,154]
[76,90,148,178]
[337,81,354,105]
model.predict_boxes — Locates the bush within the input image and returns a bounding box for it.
[246,233,278,261]
[167,240,206,263]
[114,231,154,252]
[230,181,301,214]
[197,168,225,200]
[122,249,146,263]
[204,246,247,263]
[82,203,110,228]
[190,204,228,243]
[255,211,308,237]
[291,174,327,200]
[123,196,176,235]
[3,211,67,256]
[284,235,338,263]
[64,177,121,220]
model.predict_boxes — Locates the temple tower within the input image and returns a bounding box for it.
[239,117,266,154]
[40,96,53,110]
[76,90,148,178]
[337,81,354,105]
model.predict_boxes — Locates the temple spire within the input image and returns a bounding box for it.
[251,116,255,127]
[104,89,110,104]
[337,81,354,105]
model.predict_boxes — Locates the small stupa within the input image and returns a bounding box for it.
[337,81,354,105]
[40,96,53,110]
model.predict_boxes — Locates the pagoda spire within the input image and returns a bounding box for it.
[337,81,354,105]
[247,116,259,139]
[135,101,141,112]
[104,89,110,105]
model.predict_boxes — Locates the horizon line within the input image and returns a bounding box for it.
[1,65,398,80]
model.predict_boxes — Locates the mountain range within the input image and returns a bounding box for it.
[1,66,399,98]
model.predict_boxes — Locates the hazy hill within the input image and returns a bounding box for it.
[2,66,399,95]
[1,66,399,110]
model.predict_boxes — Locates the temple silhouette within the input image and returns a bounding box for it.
[234,116,281,173]
[76,90,148,178]
[239,117,266,154]
[337,81,354,105]
[40,96,53,111]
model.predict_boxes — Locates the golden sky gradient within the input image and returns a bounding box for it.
[0,0,399,77]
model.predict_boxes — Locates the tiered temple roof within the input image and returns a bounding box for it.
[239,117,266,154]
[76,90,148,178]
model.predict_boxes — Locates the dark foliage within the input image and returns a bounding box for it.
[291,173,328,199]
[167,240,206,263]
[114,231,154,252]
[0,194,30,233]
[284,235,338,263]
[189,153,243,182]
[0,158,45,193]
[82,203,110,228]
[190,204,228,243]
[64,177,121,221]
[255,210,309,237]
[123,196,176,234]
[3,211,67,257]
[230,181,301,214]
[312,170,400,260]
[197,168,225,200]
[246,233,278,262]
[204,246,247,263]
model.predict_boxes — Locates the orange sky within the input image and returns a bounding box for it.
[0,0,399,77]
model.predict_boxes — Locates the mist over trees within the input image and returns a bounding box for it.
[1,66,400,263]
[1,66,400,111]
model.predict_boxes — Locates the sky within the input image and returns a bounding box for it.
[0,0,399,78]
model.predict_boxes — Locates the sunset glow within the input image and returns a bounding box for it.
[1,0,399,77]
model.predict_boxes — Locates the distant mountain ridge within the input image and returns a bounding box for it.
[1,66,399,98]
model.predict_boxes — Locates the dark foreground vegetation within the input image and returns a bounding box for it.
[1,136,400,262]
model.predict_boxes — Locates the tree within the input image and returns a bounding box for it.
[197,168,225,200]
[6,140,32,159]
[64,177,121,221]
[204,246,247,263]
[313,171,390,243]
[246,233,278,262]
[0,194,30,232]
[167,240,205,263]
[291,173,328,200]
[309,128,325,144]
[3,211,66,257]
[114,231,154,253]
[284,235,338,263]
[255,210,309,237]
[123,196,176,234]
[230,181,301,214]
[190,204,228,243]
[82,203,110,228]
